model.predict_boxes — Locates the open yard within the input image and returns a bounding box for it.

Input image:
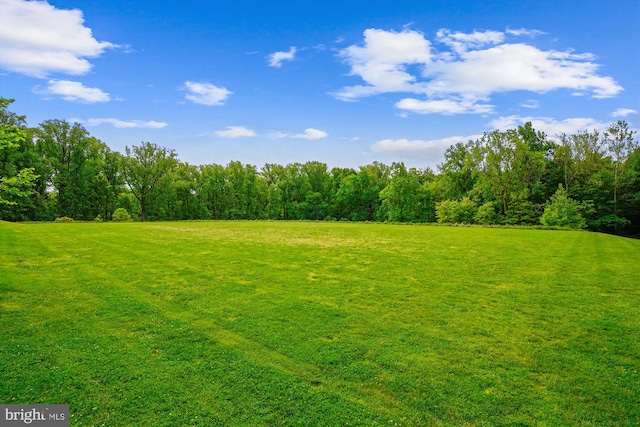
[1,221,639,425]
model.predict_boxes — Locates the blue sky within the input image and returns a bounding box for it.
[1,0,638,169]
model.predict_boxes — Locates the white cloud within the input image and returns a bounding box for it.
[371,135,482,162]
[436,29,504,54]
[519,99,540,109]
[35,80,110,103]
[269,130,290,139]
[425,43,621,99]
[395,97,493,115]
[612,108,638,118]
[334,27,623,113]
[267,47,297,68]
[271,128,328,140]
[373,136,463,152]
[213,126,256,138]
[333,28,432,100]
[292,128,328,140]
[183,81,232,106]
[506,28,546,37]
[0,0,117,77]
[82,118,167,128]
[489,115,609,137]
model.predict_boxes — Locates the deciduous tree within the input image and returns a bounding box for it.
[121,142,178,221]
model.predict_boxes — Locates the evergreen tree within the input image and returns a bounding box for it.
[540,184,586,229]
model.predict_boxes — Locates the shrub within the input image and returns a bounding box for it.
[436,200,455,224]
[112,208,132,222]
[591,214,630,232]
[475,202,499,225]
[436,198,477,224]
[453,197,477,224]
[540,185,586,229]
[54,216,73,223]
[94,214,103,222]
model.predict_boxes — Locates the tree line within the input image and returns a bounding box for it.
[2,98,639,234]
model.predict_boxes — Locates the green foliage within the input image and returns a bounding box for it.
[591,214,630,232]
[438,141,479,200]
[54,216,73,222]
[540,184,586,229]
[1,97,639,235]
[0,167,38,205]
[436,197,477,224]
[334,167,385,221]
[0,98,38,209]
[94,214,103,222]
[112,207,132,222]
[475,201,500,225]
[379,162,424,222]
[122,142,178,221]
[505,190,543,225]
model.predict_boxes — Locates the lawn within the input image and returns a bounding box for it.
[1,221,639,426]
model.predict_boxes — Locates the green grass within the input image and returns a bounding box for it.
[1,221,639,426]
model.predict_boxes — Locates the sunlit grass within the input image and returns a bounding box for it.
[1,221,639,425]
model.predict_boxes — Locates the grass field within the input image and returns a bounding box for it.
[1,221,639,426]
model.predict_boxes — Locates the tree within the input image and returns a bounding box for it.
[121,142,178,222]
[438,140,479,200]
[300,161,331,220]
[335,167,384,221]
[98,149,125,221]
[476,130,519,215]
[262,163,288,219]
[0,168,38,206]
[540,184,586,229]
[35,119,108,219]
[0,98,38,210]
[328,166,358,220]
[199,163,228,219]
[379,163,422,222]
[167,162,201,220]
[620,146,640,233]
[603,121,638,229]
[224,161,266,219]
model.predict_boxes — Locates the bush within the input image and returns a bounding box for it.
[436,200,455,224]
[453,197,477,223]
[54,216,73,223]
[112,208,132,222]
[540,185,586,229]
[591,214,630,232]
[436,198,477,224]
[475,202,499,225]
[94,214,103,222]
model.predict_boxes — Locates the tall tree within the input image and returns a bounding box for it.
[0,98,38,213]
[301,161,331,220]
[121,142,178,222]
[328,166,357,220]
[476,130,519,215]
[438,140,479,201]
[335,168,380,221]
[379,162,423,222]
[36,119,102,219]
[603,121,638,222]
[224,161,266,219]
[199,163,228,219]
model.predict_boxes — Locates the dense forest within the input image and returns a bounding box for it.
[2,98,639,235]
